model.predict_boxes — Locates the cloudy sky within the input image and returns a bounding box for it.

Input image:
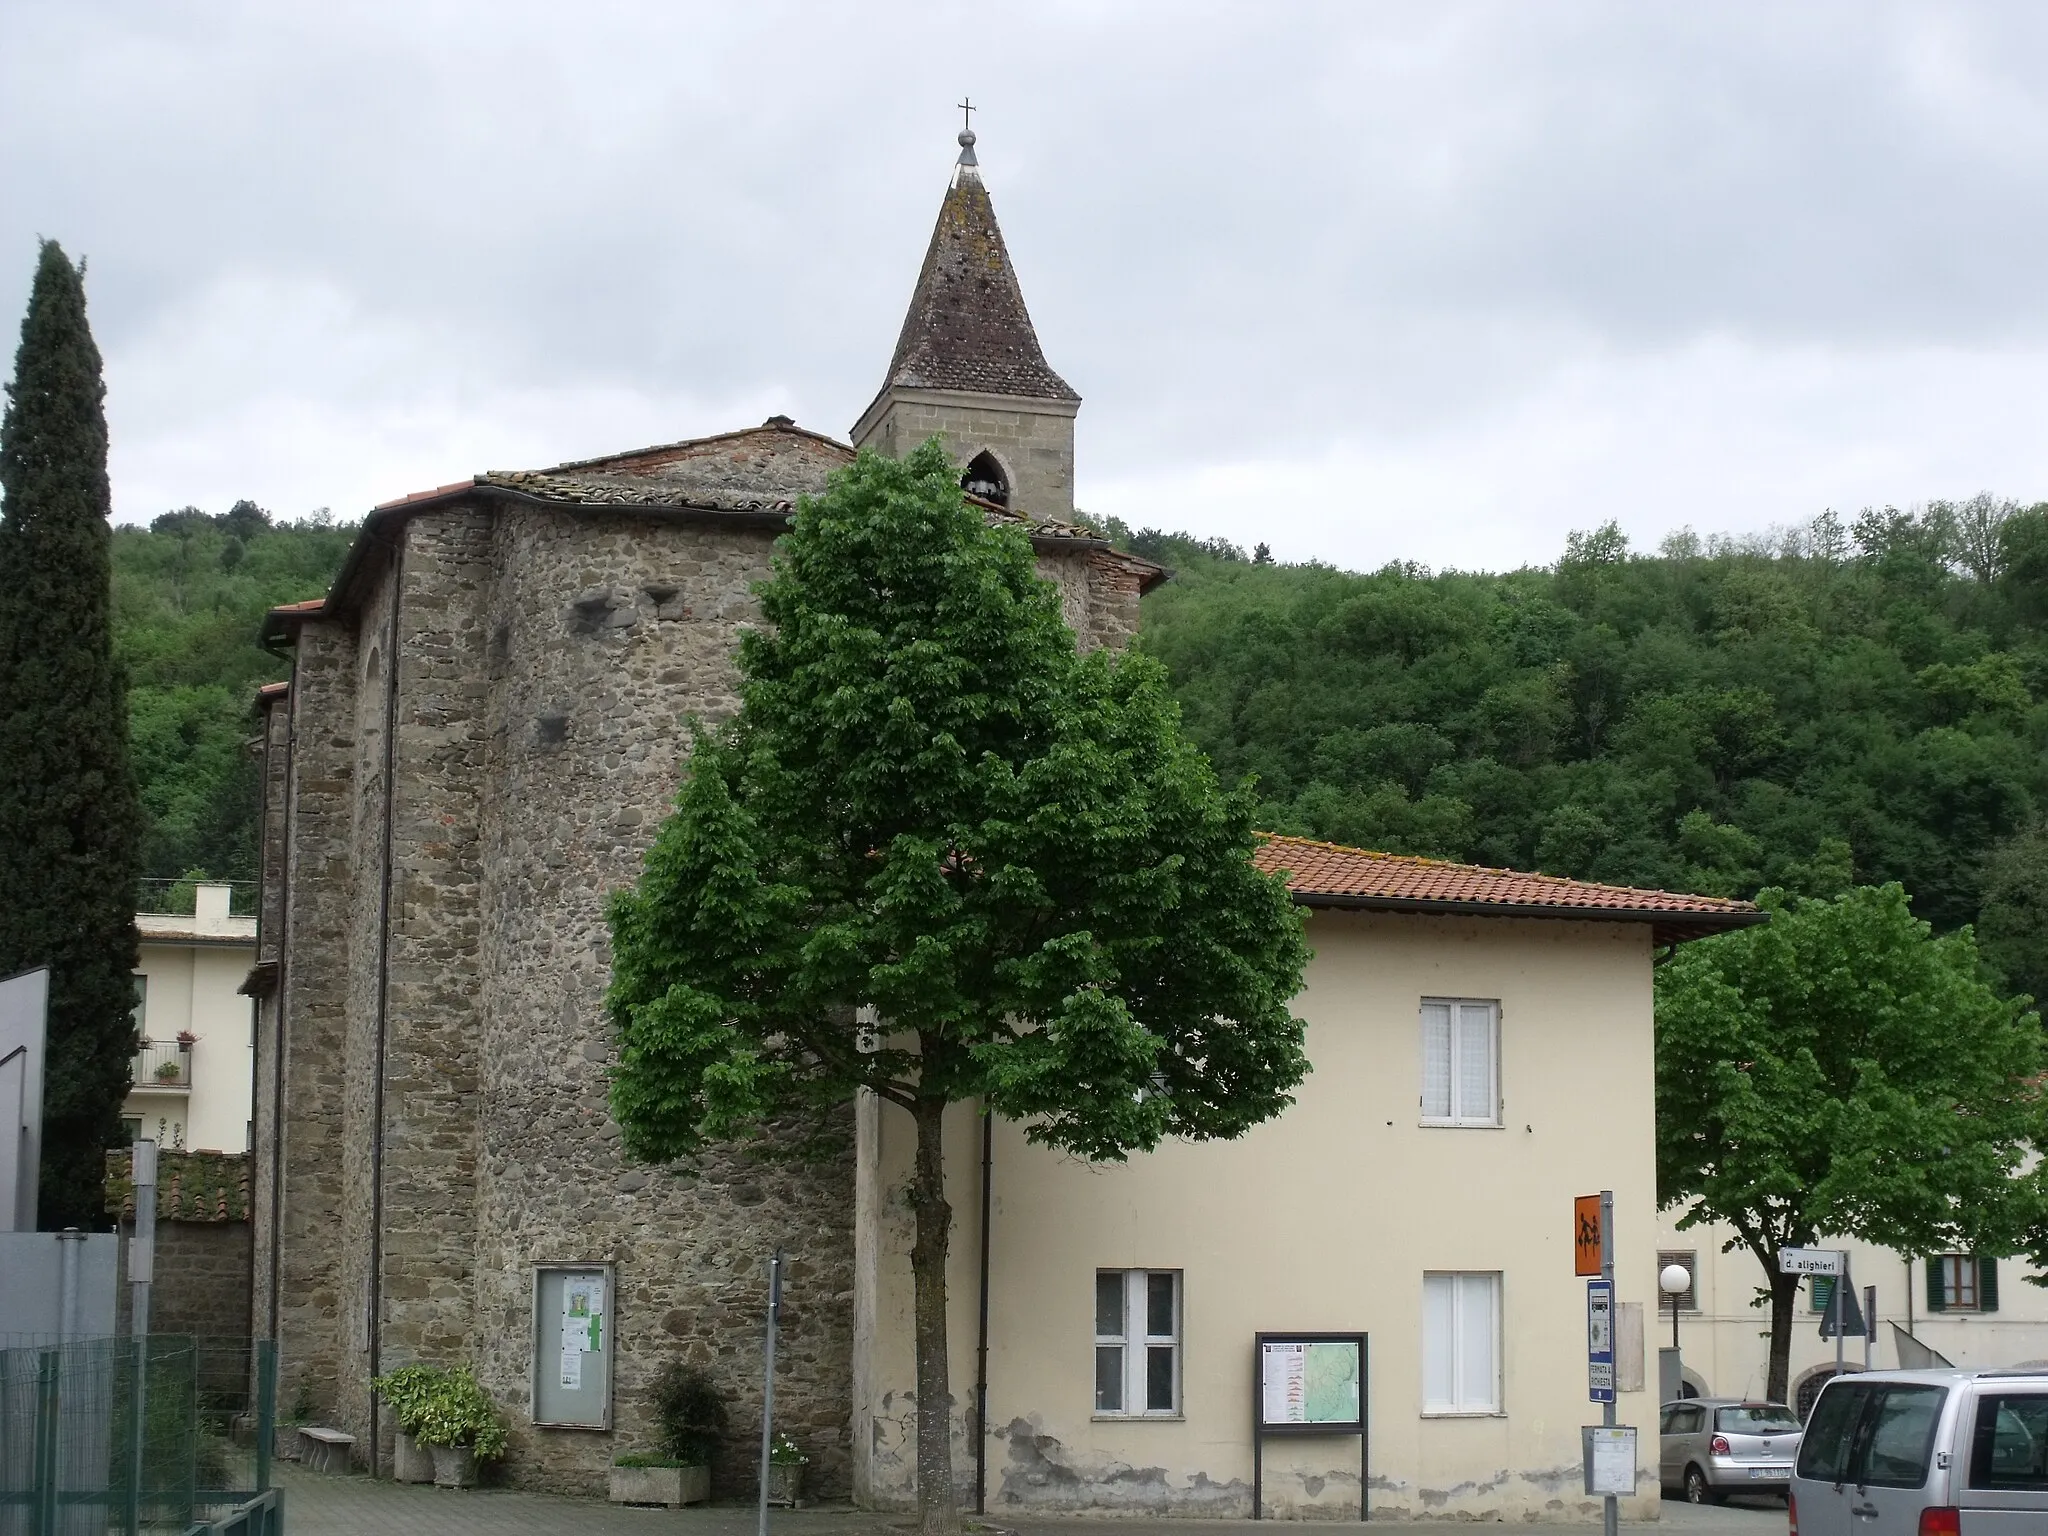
[5,2,2048,571]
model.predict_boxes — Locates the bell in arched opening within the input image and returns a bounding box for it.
[960,451,1010,508]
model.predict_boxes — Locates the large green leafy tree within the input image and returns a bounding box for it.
[1656,883,2043,1402]
[0,243,143,1227]
[607,441,1310,1536]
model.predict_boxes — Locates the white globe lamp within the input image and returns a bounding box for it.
[1660,1263,1692,1355]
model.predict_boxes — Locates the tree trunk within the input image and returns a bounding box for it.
[909,1096,959,1536]
[1763,1262,1803,1404]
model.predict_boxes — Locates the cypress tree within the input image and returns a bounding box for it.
[0,241,143,1228]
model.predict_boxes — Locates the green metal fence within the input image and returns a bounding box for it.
[0,1336,275,1536]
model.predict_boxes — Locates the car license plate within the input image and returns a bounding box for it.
[1750,1467,1790,1480]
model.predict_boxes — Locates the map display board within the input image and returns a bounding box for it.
[1259,1339,1364,1429]
[1250,1331,1369,1522]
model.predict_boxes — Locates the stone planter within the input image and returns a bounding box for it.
[394,1431,434,1484]
[765,1460,806,1507]
[609,1464,710,1507]
[272,1426,302,1463]
[429,1444,477,1489]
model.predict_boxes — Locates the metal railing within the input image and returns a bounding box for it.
[185,1486,281,1536]
[0,1336,275,1536]
[132,1041,192,1091]
[136,881,259,920]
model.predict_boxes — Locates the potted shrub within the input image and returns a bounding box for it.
[610,1364,725,1507]
[372,1363,443,1484]
[154,1059,183,1083]
[411,1366,506,1488]
[765,1432,808,1508]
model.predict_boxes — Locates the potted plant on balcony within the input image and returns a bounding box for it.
[765,1432,808,1508]
[411,1366,506,1488]
[154,1059,183,1083]
[372,1363,444,1483]
[175,1029,197,1045]
[610,1363,724,1507]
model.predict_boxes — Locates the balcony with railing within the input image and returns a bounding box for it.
[137,879,259,919]
[133,1038,193,1091]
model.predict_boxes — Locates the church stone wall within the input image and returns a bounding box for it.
[336,558,397,1450]
[272,622,358,1427]
[468,502,856,1499]
[259,490,1141,1491]
[372,508,493,1458]
[248,694,289,1346]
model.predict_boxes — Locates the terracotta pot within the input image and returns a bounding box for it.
[394,1431,434,1484]
[429,1443,477,1489]
[609,1464,710,1506]
[766,1460,805,1507]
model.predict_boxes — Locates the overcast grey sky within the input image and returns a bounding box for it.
[5,2,2048,571]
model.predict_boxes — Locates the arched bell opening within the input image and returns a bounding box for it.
[961,450,1010,508]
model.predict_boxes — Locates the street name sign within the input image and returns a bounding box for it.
[1778,1248,1844,1277]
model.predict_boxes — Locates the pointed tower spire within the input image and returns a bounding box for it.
[853,117,1080,523]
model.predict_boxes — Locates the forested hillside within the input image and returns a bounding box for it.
[1108,499,2048,1002]
[108,493,2048,1004]
[114,504,353,884]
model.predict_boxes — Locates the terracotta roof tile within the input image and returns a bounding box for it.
[104,1148,251,1223]
[1252,834,1763,944]
[375,477,477,512]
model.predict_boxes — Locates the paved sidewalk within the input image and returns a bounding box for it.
[276,1466,1789,1536]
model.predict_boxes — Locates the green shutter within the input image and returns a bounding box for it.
[1811,1276,1834,1315]
[1980,1257,1999,1313]
[1926,1256,1947,1313]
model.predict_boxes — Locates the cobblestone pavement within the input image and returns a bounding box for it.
[275,1466,1787,1536]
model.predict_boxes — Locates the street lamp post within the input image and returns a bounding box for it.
[1659,1263,1692,1368]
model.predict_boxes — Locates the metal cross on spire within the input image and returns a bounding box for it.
[957,97,975,133]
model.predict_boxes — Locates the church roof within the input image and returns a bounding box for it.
[260,416,1163,644]
[872,131,1079,406]
[1253,835,1765,945]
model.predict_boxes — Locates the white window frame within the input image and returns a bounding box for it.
[1422,1270,1502,1416]
[1093,1269,1181,1419]
[1419,999,1501,1127]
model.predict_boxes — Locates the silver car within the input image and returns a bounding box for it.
[1659,1397,1802,1503]
[1791,1368,2048,1534]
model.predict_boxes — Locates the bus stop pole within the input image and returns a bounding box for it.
[1600,1190,1615,1536]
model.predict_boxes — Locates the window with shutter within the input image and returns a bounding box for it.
[1419,999,1500,1126]
[1934,1253,1979,1310]
[1422,1271,1501,1414]
[1925,1256,1947,1314]
[1979,1257,1999,1313]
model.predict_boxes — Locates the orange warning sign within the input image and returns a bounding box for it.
[1574,1194,1604,1277]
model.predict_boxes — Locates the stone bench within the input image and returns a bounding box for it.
[297,1426,355,1474]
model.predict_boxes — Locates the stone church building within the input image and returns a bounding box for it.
[248,129,1757,1519]
[246,127,1161,1498]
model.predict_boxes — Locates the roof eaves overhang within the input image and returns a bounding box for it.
[259,483,800,648]
[1289,890,1771,947]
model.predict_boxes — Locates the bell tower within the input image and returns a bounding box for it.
[852,119,1080,524]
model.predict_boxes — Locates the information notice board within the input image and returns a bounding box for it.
[1251,1332,1368,1520]
[532,1263,614,1429]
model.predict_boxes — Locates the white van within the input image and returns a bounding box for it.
[1790,1369,2048,1534]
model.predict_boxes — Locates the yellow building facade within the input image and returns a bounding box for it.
[855,838,1759,1521]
